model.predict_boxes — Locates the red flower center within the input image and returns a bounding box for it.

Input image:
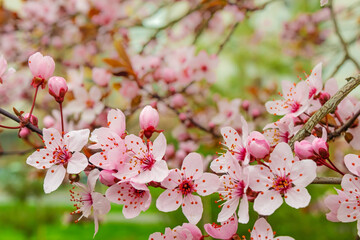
[179,179,194,196]
[272,175,292,194]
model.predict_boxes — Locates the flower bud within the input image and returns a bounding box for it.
[162,67,176,83]
[28,52,55,88]
[19,128,30,138]
[92,67,111,87]
[99,170,118,186]
[241,100,250,111]
[18,113,38,138]
[247,131,270,159]
[312,137,329,159]
[319,92,330,105]
[48,76,68,103]
[139,105,159,138]
[43,115,55,128]
[171,94,186,108]
[294,140,314,159]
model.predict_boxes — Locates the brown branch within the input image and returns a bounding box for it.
[0,108,42,135]
[329,0,360,76]
[216,22,239,55]
[0,148,35,156]
[328,108,360,141]
[289,74,360,149]
[311,177,342,184]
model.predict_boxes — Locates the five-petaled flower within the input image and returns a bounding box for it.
[249,142,317,215]
[26,128,90,193]
[156,152,219,224]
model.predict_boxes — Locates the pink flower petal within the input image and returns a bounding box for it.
[44,164,66,193]
[254,190,283,215]
[161,169,182,189]
[238,196,249,224]
[107,109,126,137]
[196,173,219,196]
[182,152,203,180]
[26,149,54,169]
[182,194,203,224]
[284,187,311,208]
[125,134,146,154]
[344,154,360,177]
[156,189,182,212]
[152,133,167,161]
[269,142,294,176]
[249,165,272,191]
[290,160,317,187]
[64,129,90,152]
[43,128,62,150]
[218,198,239,222]
[67,152,88,174]
[250,218,273,240]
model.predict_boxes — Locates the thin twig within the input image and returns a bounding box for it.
[0,148,35,156]
[289,74,360,149]
[217,22,239,55]
[328,108,360,141]
[0,108,42,135]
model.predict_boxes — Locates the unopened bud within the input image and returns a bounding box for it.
[48,76,68,103]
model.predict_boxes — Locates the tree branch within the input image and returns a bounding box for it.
[0,108,42,135]
[289,74,360,149]
[311,177,342,184]
[328,108,360,141]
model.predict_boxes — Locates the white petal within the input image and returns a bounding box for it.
[44,165,66,193]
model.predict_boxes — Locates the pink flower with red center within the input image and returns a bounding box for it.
[249,218,294,240]
[204,215,238,240]
[26,128,90,193]
[149,223,202,240]
[113,133,169,184]
[156,152,219,224]
[249,142,317,215]
[217,117,250,166]
[263,116,298,146]
[265,80,310,117]
[215,152,250,224]
[89,109,127,185]
[106,181,151,219]
[70,169,111,237]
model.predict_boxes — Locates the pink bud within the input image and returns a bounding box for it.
[19,128,30,138]
[251,108,261,119]
[162,67,176,83]
[179,113,187,121]
[171,94,186,108]
[312,137,329,159]
[99,170,118,187]
[294,140,314,159]
[139,105,159,138]
[242,100,250,111]
[247,131,270,159]
[319,92,330,105]
[92,67,111,87]
[43,115,55,128]
[48,76,68,103]
[24,113,38,126]
[28,52,55,88]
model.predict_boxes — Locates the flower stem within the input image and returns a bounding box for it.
[59,102,65,137]
[28,85,39,117]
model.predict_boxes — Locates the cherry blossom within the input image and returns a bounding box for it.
[204,215,238,240]
[249,218,294,240]
[70,169,111,237]
[219,117,250,165]
[216,152,250,223]
[249,142,317,215]
[113,133,169,184]
[28,52,55,88]
[156,152,219,224]
[106,181,151,219]
[263,117,297,146]
[48,76,68,103]
[265,80,310,117]
[26,128,90,193]
[149,223,202,240]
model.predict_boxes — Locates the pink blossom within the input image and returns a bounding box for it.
[70,169,111,237]
[106,181,151,218]
[113,133,169,184]
[294,140,314,159]
[247,131,270,159]
[139,105,160,138]
[149,223,202,240]
[156,153,219,224]
[216,152,250,223]
[249,142,317,215]
[48,76,68,103]
[265,81,310,117]
[344,154,360,177]
[219,118,250,165]
[263,117,297,146]
[0,55,15,84]
[64,86,104,124]
[26,128,90,193]
[211,98,242,127]
[249,218,294,240]
[324,189,348,222]
[92,67,111,87]
[28,52,55,88]
[204,215,238,240]
[305,62,323,98]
